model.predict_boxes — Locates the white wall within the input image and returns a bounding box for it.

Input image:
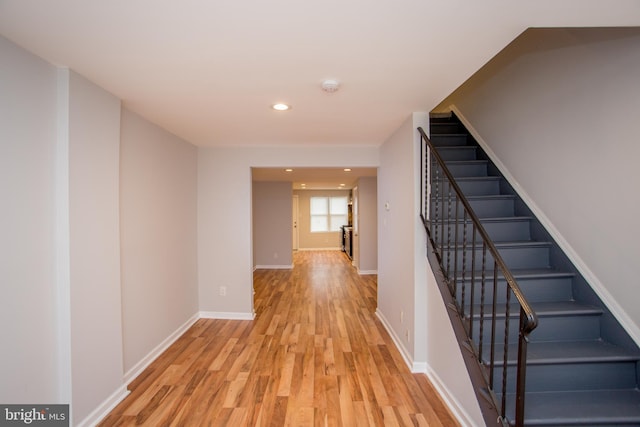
[377,113,484,426]
[252,181,293,267]
[120,108,199,376]
[198,146,378,317]
[356,177,378,273]
[436,27,640,343]
[66,70,125,424]
[377,115,418,360]
[0,35,60,404]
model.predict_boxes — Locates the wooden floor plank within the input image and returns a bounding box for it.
[98,250,460,426]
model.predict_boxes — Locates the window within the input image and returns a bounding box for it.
[310,196,348,232]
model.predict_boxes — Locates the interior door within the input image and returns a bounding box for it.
[352,186,359,269]
[292,195,299,250]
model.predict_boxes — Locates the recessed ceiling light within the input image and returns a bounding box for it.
[343,168,352,172]
[301,183,306,187]
[285,168,293,172]
[272,103,291,111]
[339,183,346,187]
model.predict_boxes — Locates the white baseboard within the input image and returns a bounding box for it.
[421,364,476,427]
[76,385,130,427]
[199,311,255,320]
[254,264,293,270]
[375,309,414,370]
[123,313,200,385]
[450,104,640,347]
[376,309,470,426]
[296,247,342,251]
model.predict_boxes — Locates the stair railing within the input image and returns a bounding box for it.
[418,127,538,426]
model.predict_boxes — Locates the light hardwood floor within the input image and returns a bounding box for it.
[99,250,459,426]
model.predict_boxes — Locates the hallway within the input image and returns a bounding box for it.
[99,251,458,426]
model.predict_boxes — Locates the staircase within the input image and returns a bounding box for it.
[423,113,640,426]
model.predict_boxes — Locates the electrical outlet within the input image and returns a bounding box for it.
[400,310,404,324]
[219,286,226,296]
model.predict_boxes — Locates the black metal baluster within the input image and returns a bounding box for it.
[490,253,497,390]
[516,307,529,427]
[440,168,446,268]
[502,272,511,420]
[469,219,475,342]
[480,242,488,380]
[460,208,467,321]
[433,166,440,257]
[453,197,460,308]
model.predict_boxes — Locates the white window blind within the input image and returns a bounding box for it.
[310,196,348,232]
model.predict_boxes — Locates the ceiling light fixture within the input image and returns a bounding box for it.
[285,168,293,172]
[321,79,340,93]
[272,103,291,111]
[343,168,352,172]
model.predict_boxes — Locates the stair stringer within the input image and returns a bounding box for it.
[448,104,640,349]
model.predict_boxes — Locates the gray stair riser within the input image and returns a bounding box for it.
[493,361,639,393]
[444,162,488,177]
[432,147,478,161]
[451,179,501,196]
[454,276,574,305]
[430,123,467,134]
[430,197,515,219]
[503,389,640,426]
[430,219,532,243]
[430,134,469,146]
[440,245,551,270]
[469,313,602,343]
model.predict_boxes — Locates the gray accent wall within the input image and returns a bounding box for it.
[252,181,293,267]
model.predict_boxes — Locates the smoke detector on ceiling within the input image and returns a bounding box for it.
[321,79,340,93]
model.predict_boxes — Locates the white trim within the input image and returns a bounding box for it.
[254,264,293,270]
[451,104,640,346]
[296,247,342,251]
[376,309,467,425]
[76,385,130,427]
[421,364,476,427]
[199,311,255,320]
[375,309,414,370]
[123,313,199,385]
[357,269,378,275]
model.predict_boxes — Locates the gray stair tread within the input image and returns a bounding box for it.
[447,176,501,181]
[507,389,640,425]
[444,240,552,249]
[433,145,475,149]
[491,340,640,365]
[456,267,575,280]
[466,194,514,200]
[527,340,640,363]
[431,215,532,223]
[470,300,602,318]
[444,159,487,164]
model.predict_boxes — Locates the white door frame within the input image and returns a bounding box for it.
[292,195,299,250]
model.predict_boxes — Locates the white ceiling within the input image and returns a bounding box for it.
[1,1,638,151]
[252,167,377,190]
